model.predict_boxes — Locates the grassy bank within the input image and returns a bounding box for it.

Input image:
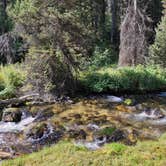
[3,134,166,166]
[79,65,166,93]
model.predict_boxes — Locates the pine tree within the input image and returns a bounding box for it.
[150,0,166,68]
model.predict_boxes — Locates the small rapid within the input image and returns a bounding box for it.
[0,116,35,133]
[0,92,165,159]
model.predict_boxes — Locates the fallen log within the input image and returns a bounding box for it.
[0,94,40,108]
[0,94,73,108]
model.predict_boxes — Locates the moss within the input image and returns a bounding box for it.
[124,99,134,106]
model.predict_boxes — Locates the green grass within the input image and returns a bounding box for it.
[99,127,116,136]
[3,134,166,166]
[80,65,166,93]
[0,65,26,99]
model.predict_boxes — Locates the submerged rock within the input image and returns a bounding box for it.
[66,125,87,140]
[68,129,87,140]
[87,124,100,131]
[26,123,62,145]
[30,107,54,122]
[26,123,49,140]
[106,130,126,143]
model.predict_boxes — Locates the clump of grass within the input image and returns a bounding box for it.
[80,65,166,93]
[0,65,26,99]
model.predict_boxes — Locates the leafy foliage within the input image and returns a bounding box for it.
[0,65,25,99]
[80,65,166,93]
[89,45,118,69]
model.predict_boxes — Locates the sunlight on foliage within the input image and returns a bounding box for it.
[0,65,26,99]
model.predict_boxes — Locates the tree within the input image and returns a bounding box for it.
[10,0,93,95]
[150,0,166,68]
[0,0,14,35]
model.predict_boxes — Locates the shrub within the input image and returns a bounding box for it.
[87,46,118,70]
[0,65,25,99]
[80,65,166,93]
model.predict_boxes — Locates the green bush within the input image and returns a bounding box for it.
[87,46,118,70]
[80,65,166,93]
[0,65,25,99]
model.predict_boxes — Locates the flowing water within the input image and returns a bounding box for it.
[0,92,165,159]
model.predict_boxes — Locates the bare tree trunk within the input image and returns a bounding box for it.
[0,0,7,34]
[118,0,149,67]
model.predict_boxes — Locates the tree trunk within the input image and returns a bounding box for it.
[110,0,117,43]
[100,0,106,39]
[118,0,149,67]
[0,0,7,34]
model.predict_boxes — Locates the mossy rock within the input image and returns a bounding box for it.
[2,107,22,123]
[26,123,48,140]
[30,106,54,121]
[67,129,87,140]
[124,99,135,106]
[98,127,116,136]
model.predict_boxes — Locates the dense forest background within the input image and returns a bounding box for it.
[0,0,166,99]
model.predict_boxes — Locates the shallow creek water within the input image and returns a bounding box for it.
[0,93,165,159]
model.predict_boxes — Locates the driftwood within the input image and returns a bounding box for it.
[0,94,73,108]
[0,94,41,108]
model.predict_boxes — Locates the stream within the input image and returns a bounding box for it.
[0,92,165,160]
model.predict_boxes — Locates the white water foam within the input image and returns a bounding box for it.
[76,137,106,150]
[28,124,54,143]
[0,116,35,133]
[135,110,159,120]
